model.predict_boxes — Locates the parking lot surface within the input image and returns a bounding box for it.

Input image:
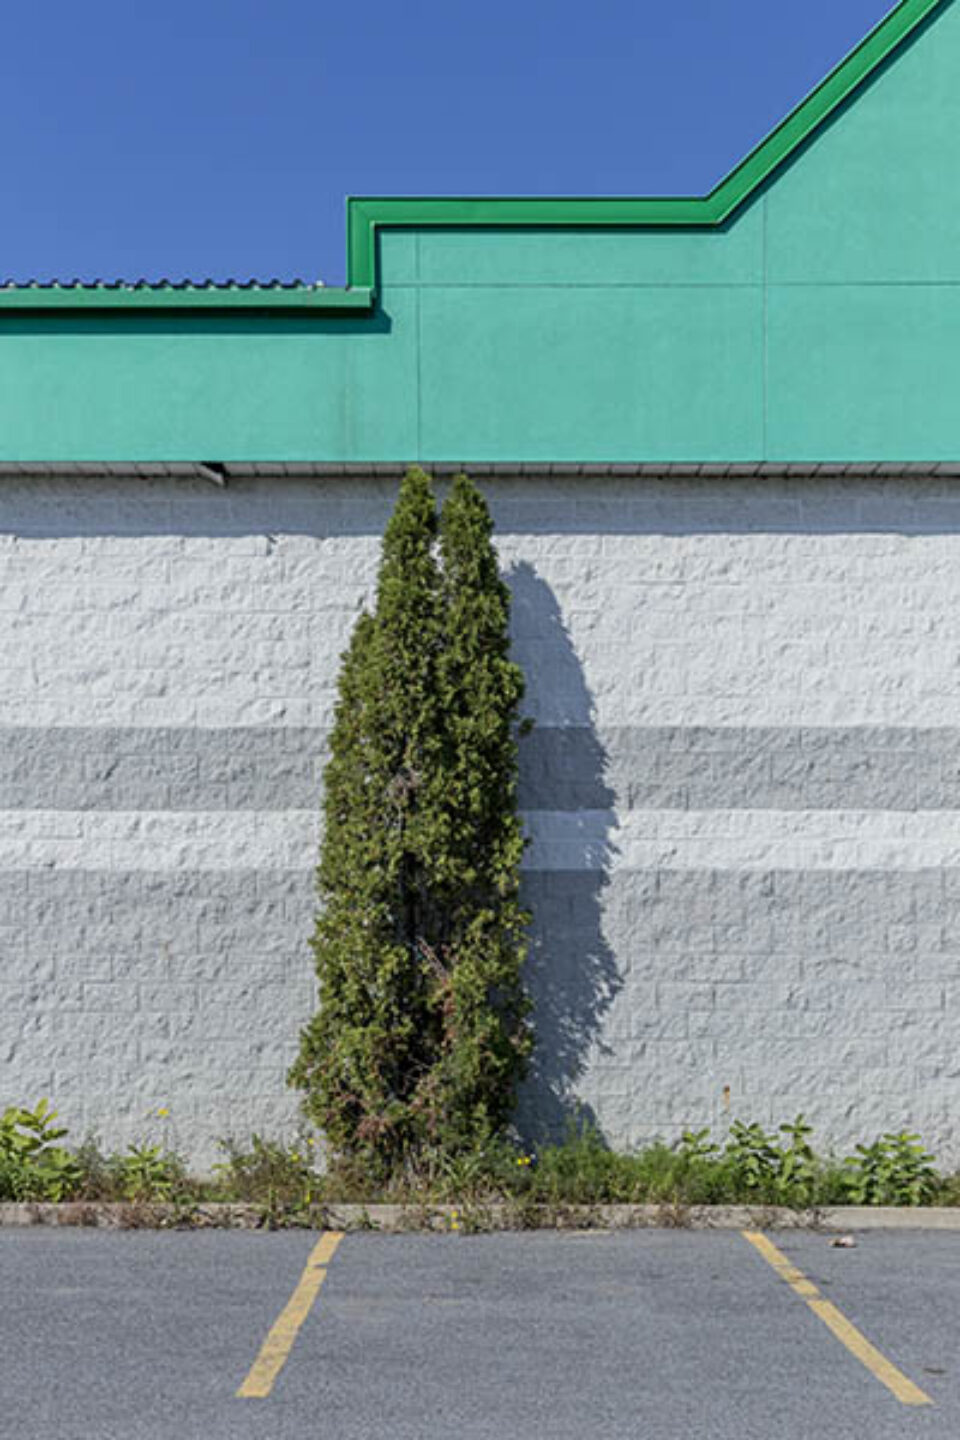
[2,1228,957,1439]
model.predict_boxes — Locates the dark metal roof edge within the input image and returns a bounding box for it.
[2,461,960,480]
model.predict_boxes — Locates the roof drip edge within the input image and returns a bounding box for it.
[1,462,960,480]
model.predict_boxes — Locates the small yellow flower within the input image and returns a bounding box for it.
[156,1108,170,1119]
[291,1152,301,1162]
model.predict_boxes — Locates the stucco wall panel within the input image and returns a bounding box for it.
[412,215,765,287]
[418,285,764,462]
[765,285,960,462]
[0,296,421,462]
[764,0,960,285]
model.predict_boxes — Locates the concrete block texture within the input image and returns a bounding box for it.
[4,473,960,1165]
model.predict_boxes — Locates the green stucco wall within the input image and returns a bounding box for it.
[0,0,958,463]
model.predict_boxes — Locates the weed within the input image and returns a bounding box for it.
[0,1100,81,1201]
[843,1132,939,1206]
[111,1144,186,1203]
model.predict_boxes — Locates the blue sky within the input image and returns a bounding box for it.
[1,0,894,285]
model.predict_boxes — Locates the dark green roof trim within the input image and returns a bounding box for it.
[346,0,946,286]
[0,0,944,314]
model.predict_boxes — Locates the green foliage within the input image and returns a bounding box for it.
[842,1131,938,1206]
[677,1127,721,1161]
[503,1115,838,1208]
[723,1120,782,1193]
[288,469,444,1176]
[0,1100,956,1215]
[723,1116,818,1204]
[290,469,532,1178]
[774,1115,818,1201]
[110,1144,185,1202]
[214,1133,323,1212]
[0,1099,81,1201]
[413,473,533,1153]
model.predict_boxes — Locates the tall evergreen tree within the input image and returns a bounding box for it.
[289,469,445,1175]
[290,468,533,1176]
[415,473,533,1151]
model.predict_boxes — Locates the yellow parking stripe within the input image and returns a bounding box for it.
[237,1231,344,1399]
[742,1231,932,1407]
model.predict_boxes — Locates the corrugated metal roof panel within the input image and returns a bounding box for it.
[0,278,319,291]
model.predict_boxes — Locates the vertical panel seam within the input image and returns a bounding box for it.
[762,195,769,461]
[415,231,423,462]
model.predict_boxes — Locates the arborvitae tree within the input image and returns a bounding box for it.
[290,467,533,1177]
[414,473,533,1152]
[289,469,445,1176]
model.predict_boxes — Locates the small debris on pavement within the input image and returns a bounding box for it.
[831,1235,857,1248]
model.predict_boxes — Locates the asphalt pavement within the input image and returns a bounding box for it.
[1,1227,957,1439]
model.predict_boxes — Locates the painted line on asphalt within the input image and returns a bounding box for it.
[236,1231,344,1399]
[742,1231,932,1407]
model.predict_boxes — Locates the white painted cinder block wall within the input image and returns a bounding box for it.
[2,473,960,1166]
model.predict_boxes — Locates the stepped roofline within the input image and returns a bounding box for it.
[0,0,945,313]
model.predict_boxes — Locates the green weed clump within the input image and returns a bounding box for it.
[0,1101,192,1205]
[211,1133,326,1218]
[0,1100,80,1201]
[842,1132,939,1206]
[486,1117,838,1209]
[483,1116,930,1211]
[73,1142,190,1204]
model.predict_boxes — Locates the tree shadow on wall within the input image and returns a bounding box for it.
[507,561,621,1145]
